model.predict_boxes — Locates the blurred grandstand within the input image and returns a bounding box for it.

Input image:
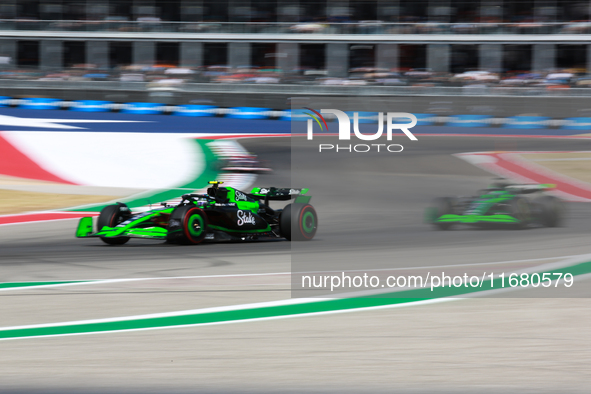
[0,1,591,95]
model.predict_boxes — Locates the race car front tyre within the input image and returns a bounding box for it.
[536,195,564,227]
[97,204,131,245]
[280,203,318,241]
[431,197,455,230]
[510,197,532,229]
[167,205,208,245]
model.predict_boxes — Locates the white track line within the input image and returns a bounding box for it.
[1,254,585,292]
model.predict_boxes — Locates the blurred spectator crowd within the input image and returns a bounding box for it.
[1,64,590,90]
[1,0,591,34]
[1,20,591,35]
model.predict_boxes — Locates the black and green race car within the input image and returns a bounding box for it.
[76,181,318,245]
[426,180,564,230]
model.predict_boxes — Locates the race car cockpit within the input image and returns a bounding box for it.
[207,181,229,203]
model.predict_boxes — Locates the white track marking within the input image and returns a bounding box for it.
[1,256,590,341]
[4,271,589,341]
[1,254,585,292]
[0,297,330,331]
[0,297,456,342]
[0,115,150,130]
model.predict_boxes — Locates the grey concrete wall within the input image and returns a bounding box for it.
[180,42,203,68]
[276,43,299,72]
[376,44,398,71]
[86,41,109,69]
[479,44,502,72]
[40,40,63,70]
[180,0,203,21]
[0,39,16,67]
[277,1,300,22]
[533,44,556,72]
[0,0,16,19]
[229,0,251,22]
[133,41,155,66]
[228,42,251,68]
[326,43,349,77]
[427,44,450,73]
[133,0,156,19]
[377,0,400,22]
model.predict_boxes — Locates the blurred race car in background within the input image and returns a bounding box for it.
[426,180,564,230]
[76,181,318,245]
[208,140,272,174]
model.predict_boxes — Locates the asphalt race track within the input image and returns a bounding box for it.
[3,136,591,279]
[1,135,591,393]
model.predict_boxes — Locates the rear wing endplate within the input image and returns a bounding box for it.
[506,184,556,194]
[249,187,309,201]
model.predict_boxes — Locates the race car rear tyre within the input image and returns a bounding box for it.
[537,195,564,227]
[280,203,318,241]
[510,197,532,229]
[167,205,208,245]
[431,197,455,230]
[97,204,131,245]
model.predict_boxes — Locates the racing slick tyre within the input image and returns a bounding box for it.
[97,204,131,245]
[536,195,564,227]
[280,203,318,241]
[431,197,455,230]
[510,197,532,229]
[167,205,208,245]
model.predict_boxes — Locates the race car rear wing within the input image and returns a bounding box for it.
[249,187,310,203]
[506,184,556,194]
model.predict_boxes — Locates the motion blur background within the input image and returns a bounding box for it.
[3,0,591,117]
[2,1,591,393]
[1,0,591,101]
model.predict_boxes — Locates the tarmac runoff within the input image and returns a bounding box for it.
[0,253,590,341]
[456,150,591,201]
[517,151,591,185]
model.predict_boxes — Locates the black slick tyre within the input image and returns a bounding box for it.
[167,205,208,245]
[280,203,318,241]
[510,197,532,229]
[97,204,131,245]
[431,197,455,230]
[536,195,564,227]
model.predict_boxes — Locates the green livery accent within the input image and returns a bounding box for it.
[77,208,176,240]
[463,192,513,216]
[76,217,94,237]
[436,214,519,223]
[125,227,168,239]
[295,195,311,204]
[249,187,309,196]
[224,186,260,213]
